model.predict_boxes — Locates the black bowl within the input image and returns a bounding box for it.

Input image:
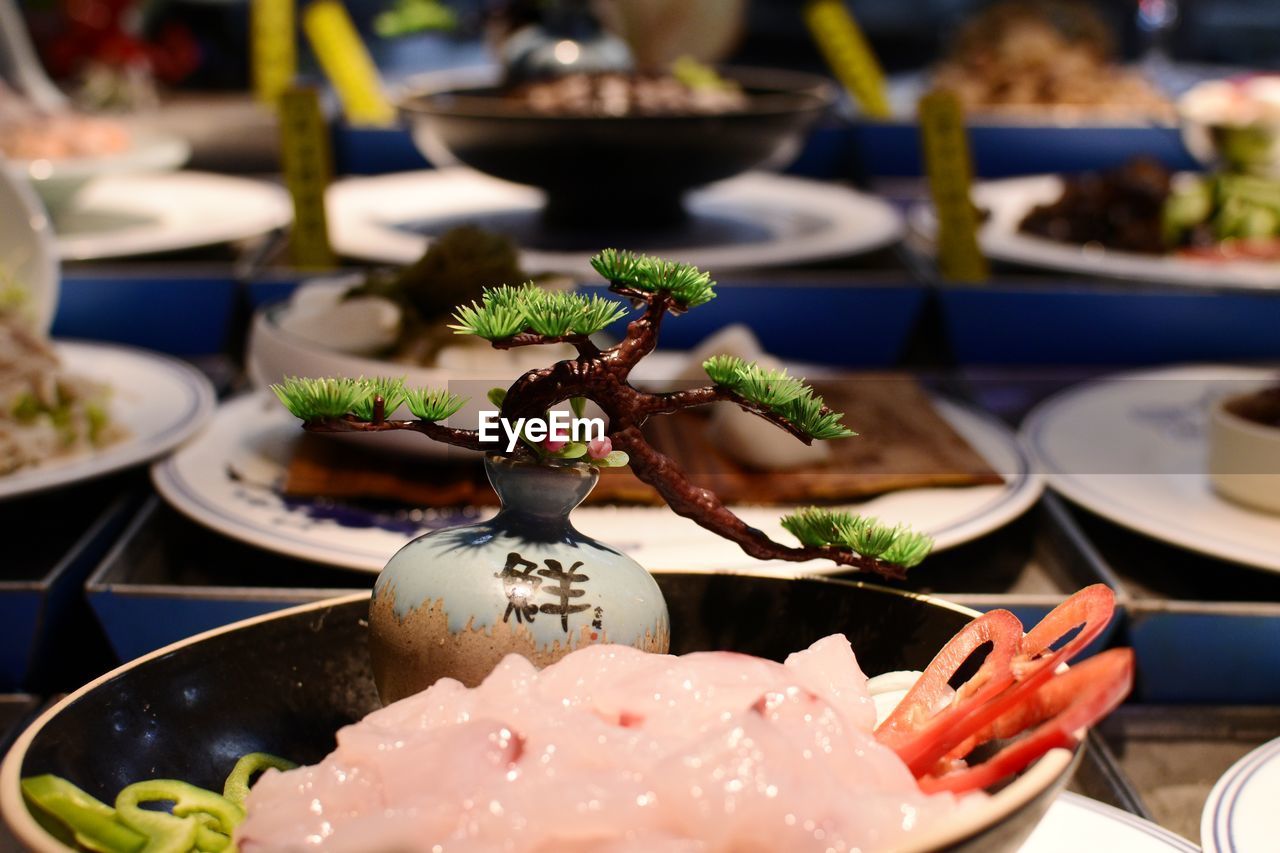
[1,573,1075,852]
[397,67,836,226]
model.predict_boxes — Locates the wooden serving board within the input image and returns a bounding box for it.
[283,376,1003,508]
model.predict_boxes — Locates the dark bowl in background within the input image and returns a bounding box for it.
[397,67,837,226]
[1,572,1077,852]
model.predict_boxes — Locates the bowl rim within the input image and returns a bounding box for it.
[0,163,59,334]
[0,576,1077,853]
[396,64,837,123]
[249,296,457,383]
[1211,391,1280,442]
[5,130,191,183]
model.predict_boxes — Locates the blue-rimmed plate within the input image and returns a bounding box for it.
[1021,365,1280,573]
[1202,736,1280,853]
[151,388,1040,574]
[0,341,216,501]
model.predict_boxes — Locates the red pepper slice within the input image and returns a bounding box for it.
[876,608,1022,751]
[880,585,1118,777]
[917,648,1134,795]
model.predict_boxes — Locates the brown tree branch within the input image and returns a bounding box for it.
[304,417,509,455]
[490,332,600,358]
[601,291,673,377]
[636,386,815,444]
[609,426,905,580]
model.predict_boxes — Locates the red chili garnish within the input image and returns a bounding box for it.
[917,648,1133,794]
[875,608,1022,752]
[876,585,1128,794]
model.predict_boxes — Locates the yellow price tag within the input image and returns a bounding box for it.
[303,0,395,126]
[919,88,988,283]
[279,86,338,269]
[803,0,891,119]
[251,0,296,105]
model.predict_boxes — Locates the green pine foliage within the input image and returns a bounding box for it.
[403,387,468,422]
[590,249,716,308]
[349,377,407,421]
[702,354,748,386]
[779,507,934,569]
[449,283,628,341]
[702,357,857,440]
[271,377,366,420]
[271,376,467,423]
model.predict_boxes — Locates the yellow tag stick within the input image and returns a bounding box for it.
[302,0,395,126]
[919,88,988,283]
[252,0,296,105]
[279,86,338,269]
[803,0,891,119]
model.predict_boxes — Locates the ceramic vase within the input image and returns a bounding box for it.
[369,454,671,703]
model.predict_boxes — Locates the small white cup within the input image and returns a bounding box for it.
[1208,391,1280,515]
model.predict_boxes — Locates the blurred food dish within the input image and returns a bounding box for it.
[1180,75,1280,178]
[0,339,214,501]
[397,65,834,224]
[0,313,126,476]
[1022,365,1280,573]
[507,64,748,116]
[911,169,1280,288]
[0,83,190,212]
[0,83,128,160]
[1017,157,1280,263]
[931,0,1173,123]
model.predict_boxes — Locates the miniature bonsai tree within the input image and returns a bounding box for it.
[273,249,933,579]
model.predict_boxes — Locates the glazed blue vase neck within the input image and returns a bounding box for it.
[485,454,598,526]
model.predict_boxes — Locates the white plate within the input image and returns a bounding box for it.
[326,168,904,275]
[0,163,58,333]
[1021,793,1198,852]
[911,175,1280,290]
[7,131,191,213]
[1021,364,1280,573]
[151,388,1040,574]
[54,172,292,261]
[1,341,216,501]
[1202,736,1280,853]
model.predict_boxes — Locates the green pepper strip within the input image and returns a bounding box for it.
[115,780,244,853]
[193,814,231,852]
[222,753,297,806]
[21,775,146,853]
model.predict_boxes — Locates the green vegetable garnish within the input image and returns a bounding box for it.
[23,752,296,852]
[222,753,297,807]
[115,780,242,853]
[10,392,40,423]
[21,776,145,853]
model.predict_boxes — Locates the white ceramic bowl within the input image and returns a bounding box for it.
[5,129,191,213]
[0,161,58,332]
[1208,390,1280,515]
